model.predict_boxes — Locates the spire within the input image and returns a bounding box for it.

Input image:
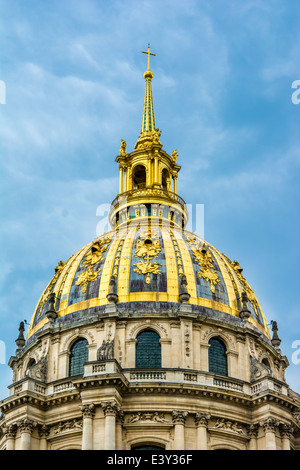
[141,44,156,133]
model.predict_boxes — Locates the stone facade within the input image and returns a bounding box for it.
[1,308,299,450]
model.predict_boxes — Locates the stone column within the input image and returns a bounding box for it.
[173,174,177,195]
[247,424,259,450]
[4,424,17,451]
[19,419,35,450]
[119,166,123,194]
[154,156,159,186]
[38,425,50,450]
[81,404,95,450]
[102,401,120,450]
[172,411,188,450]
[280,423,293,450]
[260,418,279,450]
[194,413,210,450]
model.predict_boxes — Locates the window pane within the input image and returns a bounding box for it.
[136,330,161,369]
[208,338,228,376]
[69,339,88,376]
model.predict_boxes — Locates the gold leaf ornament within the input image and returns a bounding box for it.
[76,237,111,293]
[133,230,162,284]
[189,242,220,294]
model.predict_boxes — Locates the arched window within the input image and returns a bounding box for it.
[208,337,228,376]
[133,165,146,189]
[69,338,88,376]
[161,168,169,190]
[136,330,161,369]
[132,444,165,450]
[25,358,36,376]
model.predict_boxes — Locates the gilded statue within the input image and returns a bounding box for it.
[172,149,178,163]
[120,139,127,156]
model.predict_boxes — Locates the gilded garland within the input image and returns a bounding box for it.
[76,237,111,293]
[133,230,162,284]
[187,238,220,294]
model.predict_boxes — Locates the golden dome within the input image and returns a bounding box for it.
[26,46,270,341]
[27,221,270,340]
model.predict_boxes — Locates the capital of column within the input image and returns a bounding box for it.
[18,418,36,434]
[194,413,210,427]
[101,400,120,417]
[3,423,17,439]
[247,424,259,438]
[38,424,50,438]
[81,403,96,418]
[172,410,188,425]
[279,423,293,438]
[260,417,280,433]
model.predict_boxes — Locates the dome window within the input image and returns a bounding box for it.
[208,337,228,377]
[135,330,161,369]
[69,338,89,377]
[133,165,146,189]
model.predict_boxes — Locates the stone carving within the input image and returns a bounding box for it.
[97,339,114,361]
[53,419,83,434]
[3,424,17,438]
[260,418,280,432]
[195,413,210,427]
[18,419,37,434]
[26,357,47,382]
[127,412,169,424]
[38,425,50,438]
[250,356,271,381]
[172,411,188,425]
[214,418,244,435]
[101,401,120,417]
[81,404,95,418]
[246,424,259,438]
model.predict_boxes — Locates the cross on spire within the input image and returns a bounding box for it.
[142,44,156,71]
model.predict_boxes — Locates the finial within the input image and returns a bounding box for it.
[239,291,251,321]
[271,321,281,350]
[107,275,118,304]
[179,274,190,303]
[15,321,25,352]
[142,44,156,73]
[45,292,57,322]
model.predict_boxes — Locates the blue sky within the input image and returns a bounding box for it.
[0,0,299,399]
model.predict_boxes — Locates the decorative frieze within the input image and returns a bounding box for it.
[213,418,245,435]
[53,419,83,434]
[126,412,169,424]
